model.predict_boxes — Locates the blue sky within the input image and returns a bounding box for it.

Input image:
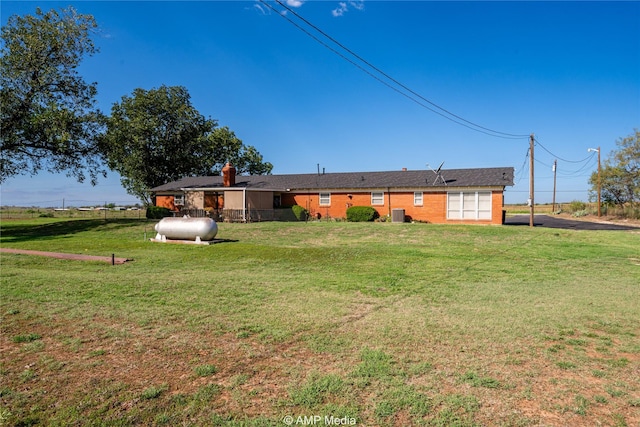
[1,0,639,207]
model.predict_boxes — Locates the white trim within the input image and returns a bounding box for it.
[319,192,331,206]
[371,191,384,205]
[242,188,247,222]
[447,191,492,220]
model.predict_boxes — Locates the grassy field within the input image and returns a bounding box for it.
[1,218,639,426]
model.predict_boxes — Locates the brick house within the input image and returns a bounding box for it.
[150,164,514,224]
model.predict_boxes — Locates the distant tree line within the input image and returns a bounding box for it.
[1,7,272,206]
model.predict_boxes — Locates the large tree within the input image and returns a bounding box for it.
[101,85,272,205]
[0,7,105,184]
[206,126,273,176]
[589,129,640,208]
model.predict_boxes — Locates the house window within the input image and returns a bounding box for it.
[371,192,384,205]
[447,191,491,220]
[174,194,184,206]
[319,192,331,206]
[414,192,423,206]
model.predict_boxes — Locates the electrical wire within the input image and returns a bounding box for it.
[534,158,553,169]
[556,158,598,177]
[532,135,598,178]
[261,0,530,140]
[514,148,529,184]
[534,136,595,164]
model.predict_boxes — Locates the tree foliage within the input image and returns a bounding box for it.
[590,129,640,207]
[101,85,272,205]
[101,85,215,205]
[205,126,273,176]
[0,7,105,184]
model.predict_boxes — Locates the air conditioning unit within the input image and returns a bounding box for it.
[392,209,405,223]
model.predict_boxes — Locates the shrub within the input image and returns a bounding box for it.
[568,200,587,213]
[146,206,172,219]
[572,209,589,218]
[291,205,308,221]
[346,206,379,222]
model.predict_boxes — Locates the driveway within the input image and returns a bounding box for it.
[505,215,640,231]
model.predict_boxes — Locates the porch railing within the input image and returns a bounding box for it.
[177,208,297,222]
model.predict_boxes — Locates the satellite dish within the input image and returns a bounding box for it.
[428,161,447,185]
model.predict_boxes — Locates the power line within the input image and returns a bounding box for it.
[262,0,530,140]
[532,136,598,177]
[514,147,530,184]
[534,136,596,164]
[534,157,554,169]
[556,158,598,177]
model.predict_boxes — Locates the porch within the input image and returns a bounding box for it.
[178,208,297,222]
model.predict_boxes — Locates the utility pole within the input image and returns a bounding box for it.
[597,146,601,217]
[588,147,601,217]
[529,133,535,227]
[552,159,557,213]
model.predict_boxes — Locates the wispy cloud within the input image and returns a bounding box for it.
[253,2,269,15]
[254,0,304,16]
[332,0,365,17]
[286,0,304,7]
[349,0,365,11]
[332,2,348,17]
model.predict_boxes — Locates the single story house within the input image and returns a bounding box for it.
[150,164,515,224]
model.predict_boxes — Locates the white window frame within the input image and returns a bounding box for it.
[174,194,185,206]
[319,192,331,206]
[447,191,492,220]
[371,191,384,205]
[414,192,423,206]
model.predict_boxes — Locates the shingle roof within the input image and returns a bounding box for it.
[151,167,515,193]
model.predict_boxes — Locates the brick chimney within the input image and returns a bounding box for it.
[222,163,236,187]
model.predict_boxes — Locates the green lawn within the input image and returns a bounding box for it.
[1,218,639,426]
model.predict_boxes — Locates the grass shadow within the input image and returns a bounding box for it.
[0,219,150,243]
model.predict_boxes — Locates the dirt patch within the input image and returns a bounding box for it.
[2,312,638,425]
[0,312,342,423]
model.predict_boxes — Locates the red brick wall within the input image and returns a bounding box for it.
[283,190,504,224]
[156,195,177,211]
[159,189,506,224]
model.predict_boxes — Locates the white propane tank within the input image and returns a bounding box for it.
[154,217,218,242]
